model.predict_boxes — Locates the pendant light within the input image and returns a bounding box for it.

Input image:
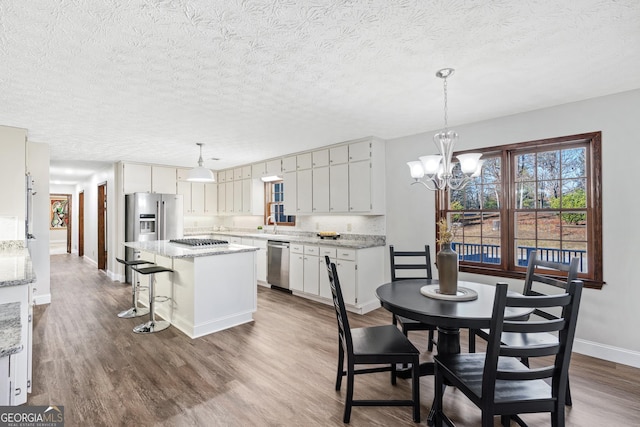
[186,143,215,183]
[407,68,483,191]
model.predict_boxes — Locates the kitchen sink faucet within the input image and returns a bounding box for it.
[266,215,278,234]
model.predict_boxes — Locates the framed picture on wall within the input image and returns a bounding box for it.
[50,196,69,229]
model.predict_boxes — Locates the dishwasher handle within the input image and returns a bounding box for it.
[267,240,290,248]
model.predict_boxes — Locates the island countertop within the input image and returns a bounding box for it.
[0,243,36,288]
[124,240,259,259]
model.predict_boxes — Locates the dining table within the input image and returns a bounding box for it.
[376,279,532,425]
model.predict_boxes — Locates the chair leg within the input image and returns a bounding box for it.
[433,367,444,427]
[336,344,344,391]
[412,357,420,423]
[500,415,510,426]
[565,378,572,406]
[551,405,564,427]
[391,362,397,385]
[469,329,476,353]
[344,364,355,423]
[481,411,494,427]
[428,329,435,352]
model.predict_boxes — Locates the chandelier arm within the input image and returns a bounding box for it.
[411,179,440,191]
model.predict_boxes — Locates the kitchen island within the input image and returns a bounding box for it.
[123,240,258,338]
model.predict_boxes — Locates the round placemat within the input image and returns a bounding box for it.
[420,284,478,301]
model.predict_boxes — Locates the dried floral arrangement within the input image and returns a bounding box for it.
[436,218,455,245]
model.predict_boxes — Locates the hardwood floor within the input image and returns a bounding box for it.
[28,254,640,426]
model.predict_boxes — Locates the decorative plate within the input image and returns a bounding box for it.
[420,284,478,301]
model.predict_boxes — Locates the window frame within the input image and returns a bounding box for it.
[436,131,603,289]
[264,180,296,227]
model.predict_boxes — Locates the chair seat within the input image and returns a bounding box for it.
[476,329,559,348]
[435,353,554,404]
[132,266,174,275]
[115,257,152,267]
[352,325,420,362]
[395,315,436,331]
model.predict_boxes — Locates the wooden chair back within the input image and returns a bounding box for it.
[524,251,580,320]
[389,245,433,281]
[325,256,353,357]
[484,280,583,405]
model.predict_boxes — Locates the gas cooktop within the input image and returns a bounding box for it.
[169,238,229,247]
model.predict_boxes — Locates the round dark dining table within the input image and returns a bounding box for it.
[376,279,532,361]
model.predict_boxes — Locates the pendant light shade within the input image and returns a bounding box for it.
[186,143,215,183]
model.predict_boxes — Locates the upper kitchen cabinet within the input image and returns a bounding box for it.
[347,138,386,214]
[265,159,282,176]
[296,153,312,170]
[152,166,177,194]
[122,163,177,194]
[281,156,297,173]
[176,168,217,215]
[312,149,329,168]
[0,126,27,220]
[329,145,349,165]
[122,163,152,194]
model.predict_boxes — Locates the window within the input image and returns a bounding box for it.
[265,181,295,226]
[436,132,603,288]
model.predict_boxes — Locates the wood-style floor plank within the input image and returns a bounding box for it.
[27,254,640,426]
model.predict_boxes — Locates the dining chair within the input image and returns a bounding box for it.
[434,280,583,427]
[389,245,436,352]
[324,256,421,423]
[468,251,580,405]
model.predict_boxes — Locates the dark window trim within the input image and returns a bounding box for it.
[436,131,604,289]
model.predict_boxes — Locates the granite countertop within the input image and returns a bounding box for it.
[124,240,259,259]
[0,241,36,288]
[0,302,23,357]
[187,231,386,249]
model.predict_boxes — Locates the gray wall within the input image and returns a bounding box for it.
[385,89,640,366]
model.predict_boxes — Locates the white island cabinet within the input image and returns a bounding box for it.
[124,240,258,338]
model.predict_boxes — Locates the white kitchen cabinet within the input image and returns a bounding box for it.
[151,166,177,194]
[281,156,297,173]
[329,163,349,212]
[336,257,357,305]
[242,165,252,179]
[283,171,297,215]
[296,169,313,213]
[123,163,152,194]
[348,160,371,212]
[296,153,312,170]
[265,159,282,176]
[225,181,234,214]
[177,181,192,215]
[217,170,227,183]
[252,239,268,283]
[217,181,226,214]
[225,170,235,182]
[312,149,329,167]
[349,140,371,162]
[204,183,217,214]
[233,180,243,213]
[251,162,265,178]
[330,145,349,165]
[0,356,12,405]
[289,244,304,292]
[312,166,329,213]
[303,246,320,295]
[0,284,31,406]
[318,246,337,299]
[191,183,205,215]
[234,167,243,181]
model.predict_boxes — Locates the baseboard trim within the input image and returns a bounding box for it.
[573,338,640,369]
[33,293,51,305]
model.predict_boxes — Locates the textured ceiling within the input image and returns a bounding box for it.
[1,1,639,184]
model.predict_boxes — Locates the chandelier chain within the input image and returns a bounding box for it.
[443,77,449,131]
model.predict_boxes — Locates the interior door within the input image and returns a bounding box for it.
[78,191,84,257]
[97,183,107,270]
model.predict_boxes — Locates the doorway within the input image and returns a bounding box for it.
[97,183,107,270]
[78,191,84,257]
[49,193,71,255]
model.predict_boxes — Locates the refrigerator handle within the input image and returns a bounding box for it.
[162,200,167,240]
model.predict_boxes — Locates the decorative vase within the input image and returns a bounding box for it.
[437,243,459,295]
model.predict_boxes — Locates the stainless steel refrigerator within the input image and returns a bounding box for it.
[125,193,183,283]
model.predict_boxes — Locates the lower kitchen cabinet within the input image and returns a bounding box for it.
[290,244,384,314]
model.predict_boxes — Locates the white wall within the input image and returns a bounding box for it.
[385,89,640,367]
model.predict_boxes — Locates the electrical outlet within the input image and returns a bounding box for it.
[347,223,352,232]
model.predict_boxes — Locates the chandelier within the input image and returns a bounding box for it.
[407,68,483,191]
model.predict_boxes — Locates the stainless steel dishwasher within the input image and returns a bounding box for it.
[267,240,290,291]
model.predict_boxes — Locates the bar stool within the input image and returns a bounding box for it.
[115,257,152,318]
[131,265,174,334]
